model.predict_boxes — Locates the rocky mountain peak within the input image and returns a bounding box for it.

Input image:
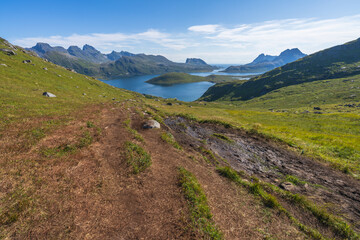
[186,58,207,65]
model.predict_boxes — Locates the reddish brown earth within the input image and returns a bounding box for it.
[165,116,360,236]
[2,102,356,239]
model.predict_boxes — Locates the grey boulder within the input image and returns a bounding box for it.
[143,120,160,129]
[0,48,16,55]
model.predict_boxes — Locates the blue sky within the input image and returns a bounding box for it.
[1,0,360,63]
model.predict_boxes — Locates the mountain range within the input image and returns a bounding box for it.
[27,43,216,79]
[222,48,306,73]
[200,38,360,101]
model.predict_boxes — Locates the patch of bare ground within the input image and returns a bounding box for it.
[1,102,308,239]
[165,116,360,238]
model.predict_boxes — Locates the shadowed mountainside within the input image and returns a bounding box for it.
[201,38,360,101]
[222,48,306,73]
[27,43,216,79]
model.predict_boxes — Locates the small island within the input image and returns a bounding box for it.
[146,72,251,86]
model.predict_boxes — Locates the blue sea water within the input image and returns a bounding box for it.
[100,67,257,102]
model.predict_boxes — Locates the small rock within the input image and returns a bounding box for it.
[42,92,56,97]
[43,67,48,70]
[280,182,295,191]
[83,93,87,96]
[143,120,160,129]
[22,60,32,63]
[313,107,321,110]
[314,111,323,114]
[0,48,16,55]
[0,63,7,67]
[167,102,173,106]
[335,180,345,186]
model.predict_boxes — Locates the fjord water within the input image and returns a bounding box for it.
[101,66,257,102]
[102,74,215,102]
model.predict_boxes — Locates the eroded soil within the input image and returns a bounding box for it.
[0,103,306,239]
[165,116,360,233]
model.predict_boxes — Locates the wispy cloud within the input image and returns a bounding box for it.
[188,24,221,34]
[13,15,360,63]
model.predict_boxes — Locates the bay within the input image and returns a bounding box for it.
[100,66,258,102]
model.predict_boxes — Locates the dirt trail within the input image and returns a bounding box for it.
[0,103,312,239]
[165,116,360,232]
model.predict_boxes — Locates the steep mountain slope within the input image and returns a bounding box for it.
[185,58,208,65]
[97,54,216,79]
[201,38,360,101]
[27,43,217,79]
[223,48,306,73]
[67,44,110,63]
[106,50,135,61]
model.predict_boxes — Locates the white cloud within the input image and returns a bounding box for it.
[188,24,221,34]
[12,15,360,63]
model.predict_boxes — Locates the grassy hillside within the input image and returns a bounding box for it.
[201,37,360,101]
[148,74,360,178]
[146,72,242,86]
[1,37,360,239]
[0,37,134,128]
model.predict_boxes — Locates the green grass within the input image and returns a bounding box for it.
[0,38,134,131]
[199,146,219,165]
[217,166,359,240]
[200,38,360,101]
[262,182,359,239]
[125,141,151,174]
[124,119,144,142]
[178,167,223,239]
[161,132,182,150]
[0,187,32,227]
[149,86,360,178]
[146,72,240,86]
[40,127,95,157]
[212,133,234,143]
[216,167,325,239]
[284,175,307,186]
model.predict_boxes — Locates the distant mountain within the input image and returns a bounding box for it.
[68,44,110,63]
[106,50,135,61]
[185,58,208,65]
[27,43,217,79]
[98,54,216,79]
[200,38,360,101]
[30,43,67,57]
[29,43,110,64]
[223,48,306,73]
[251,53,277,64]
